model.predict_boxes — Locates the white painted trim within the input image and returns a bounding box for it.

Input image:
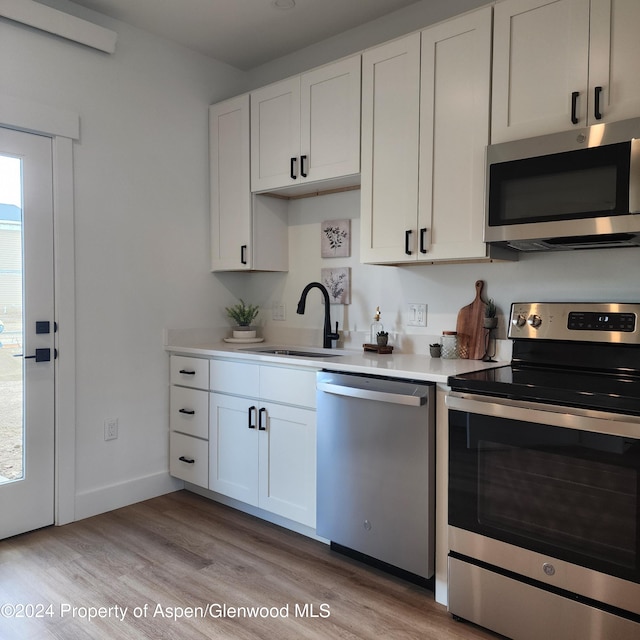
[74,473,183,521]
[53,136,76,526]
[0,0,117,53]
[0,95,80,140]
[0,98,79,526]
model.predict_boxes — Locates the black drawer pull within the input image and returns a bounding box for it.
[179,408,195,415]
[258,407,267,431]
[178,456,195,464]
[248,405,257,429]
[179,369,196,375]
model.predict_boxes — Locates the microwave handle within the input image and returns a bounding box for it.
[594,86,603,120]
[571,91,579,125]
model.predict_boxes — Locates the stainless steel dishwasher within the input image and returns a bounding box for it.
[316,370,435,582]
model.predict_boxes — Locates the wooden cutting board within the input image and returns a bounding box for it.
[456,280,487,359]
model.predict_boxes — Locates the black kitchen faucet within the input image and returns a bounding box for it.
[296,282,339,348]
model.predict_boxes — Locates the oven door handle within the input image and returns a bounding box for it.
[445,392,640,439]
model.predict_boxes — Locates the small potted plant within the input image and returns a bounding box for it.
[484,299,498,329]
[376,330,389,347]
[429,342,441,358]
[226,299,259,338]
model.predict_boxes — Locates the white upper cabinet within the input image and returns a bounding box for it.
[361,8,499,264]
[209,95,288,272]
[492,0,640,143]
[250,55,361,195]
[419,7,492,262]
[588,0,640,126]
[360,33,421,264]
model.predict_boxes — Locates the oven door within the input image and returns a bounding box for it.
[446,392,640,617]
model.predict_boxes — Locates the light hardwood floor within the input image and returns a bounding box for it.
[0,491,502,639]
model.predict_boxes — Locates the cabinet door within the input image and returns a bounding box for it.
[589,0,640,125]
[209,393,259,505]
[258,402,316,527]
[361,33,421,264]
[210,95,251,271]
[492,0,590,143]
[300,55,361,184]
[419,7,491,261]
[250,77,301,192]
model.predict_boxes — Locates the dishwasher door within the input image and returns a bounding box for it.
[316,370,435,579]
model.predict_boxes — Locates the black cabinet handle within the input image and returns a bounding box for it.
[594,86,603,120]
[240,244,247,265]
[248,405,257,429]
[300,155,308,178]
[178,456,195,464]
[179,369,196,375]
[178,408,195,415]
[405,230,413,255]
[419,227,428,254]
[258,407,267,431]
[290,157,297,179]
[571,91,579,124]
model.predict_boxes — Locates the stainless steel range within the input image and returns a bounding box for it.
[446,302,640,640]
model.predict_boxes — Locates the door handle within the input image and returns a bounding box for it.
[258,407,267,431]
[300,155,308,178]
[594,86,603,120]
[290,157,297,179]
[420,227,429,254]
[15,348,55,362]
[570,91,579,124]
[248,405,257,429]
[240,244,247,265]
[405,230,413,255]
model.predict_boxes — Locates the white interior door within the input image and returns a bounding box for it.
[0,127,55,539]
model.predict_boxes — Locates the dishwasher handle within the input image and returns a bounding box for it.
[317,381,427,406]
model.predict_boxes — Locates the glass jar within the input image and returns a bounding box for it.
[441,331,458,359]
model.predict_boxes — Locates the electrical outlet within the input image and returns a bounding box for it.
[104,417,118,441]
[407,303,427,327]
[272,301,286,321]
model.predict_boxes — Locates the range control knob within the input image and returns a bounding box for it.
[527,314,542,328]
[512,314,527,328]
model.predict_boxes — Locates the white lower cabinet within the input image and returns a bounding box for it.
[169,356,209,488]
[208,360,317,528]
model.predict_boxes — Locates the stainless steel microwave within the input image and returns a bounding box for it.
[485,117,640,251]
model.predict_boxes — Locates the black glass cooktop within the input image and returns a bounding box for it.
[448,365,640,416]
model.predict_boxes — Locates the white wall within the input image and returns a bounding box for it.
[1,1,246,518]
[245,191,640,355]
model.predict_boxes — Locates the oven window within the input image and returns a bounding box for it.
[449,410,640,582]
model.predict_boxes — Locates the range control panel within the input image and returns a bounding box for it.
[508,302,640,343]
[567,311,636,332]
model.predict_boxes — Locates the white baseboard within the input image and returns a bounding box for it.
[74,472,183,521]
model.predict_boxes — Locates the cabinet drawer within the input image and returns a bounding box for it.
[260,366,317,408]
[170,355,209,389]
[170,386,208,439]
[169,432,208,487]
[210,360,259,396]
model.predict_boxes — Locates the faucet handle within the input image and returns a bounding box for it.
[327,321,340,342]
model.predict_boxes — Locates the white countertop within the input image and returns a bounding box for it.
[165,340,505,384]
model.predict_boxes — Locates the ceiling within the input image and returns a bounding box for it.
[67,0,421,70]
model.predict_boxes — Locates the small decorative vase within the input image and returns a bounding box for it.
[377,335,388,347]
[429,344,441,358]
[483,317,498,329]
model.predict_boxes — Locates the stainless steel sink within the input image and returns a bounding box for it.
[239,347,342,358]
